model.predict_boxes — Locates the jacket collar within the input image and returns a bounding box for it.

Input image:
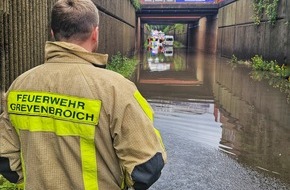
[45,41,108,68]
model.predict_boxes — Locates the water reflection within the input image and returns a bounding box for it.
[136,48,214,100]
[143,46,186,72]
[136,48,222,147]
[250,70,290,103]
[135,48,290,185]
[150,99,223,148]
[214,56,290,183]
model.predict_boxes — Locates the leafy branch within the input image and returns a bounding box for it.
[252,0,280,25]
[130,0,141,10]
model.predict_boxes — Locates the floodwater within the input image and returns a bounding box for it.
[134,48,290,188]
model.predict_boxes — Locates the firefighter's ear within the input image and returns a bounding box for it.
[51,29,56,41]
[91,26,99,52]
[92,27,99,41]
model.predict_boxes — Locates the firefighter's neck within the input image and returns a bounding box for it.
[67,27,99,53]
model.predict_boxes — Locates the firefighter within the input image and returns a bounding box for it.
[0,0,167,189]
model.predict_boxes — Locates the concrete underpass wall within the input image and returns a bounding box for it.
[0,0,136,113]
[188,16,218,54]
[218,0,290,64]
[0,0,58,113]
[94,0,136,56]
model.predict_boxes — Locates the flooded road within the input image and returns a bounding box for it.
[135,48,290,189]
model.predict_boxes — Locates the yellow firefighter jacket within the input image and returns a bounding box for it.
[0,41,167,190]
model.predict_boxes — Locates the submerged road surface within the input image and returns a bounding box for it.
[135,49,290,190]
[149,99,289,190]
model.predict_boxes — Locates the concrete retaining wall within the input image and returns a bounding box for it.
[189,16,218,54]
[218,0,289,64]
[0,0,136,113]
[0,0,57,113]
[95,0,136,56]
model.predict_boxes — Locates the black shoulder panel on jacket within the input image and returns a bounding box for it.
[132,152,164,190]
[92,63,106,68]
[0,157,19,183]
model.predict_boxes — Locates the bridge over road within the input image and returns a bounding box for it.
[137,0,220,24]
[139,2,218,21]
[137,0,290,64]
[136,0,229,52]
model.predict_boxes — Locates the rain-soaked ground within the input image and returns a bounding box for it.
[134,48,290,190]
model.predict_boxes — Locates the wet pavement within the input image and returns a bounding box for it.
[135,48,290,190]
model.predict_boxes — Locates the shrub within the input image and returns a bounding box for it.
[0,175,17,190]
[251,55,288,78]
[173,41,185,48]
[251,55,264,70]
[107,52,138,79]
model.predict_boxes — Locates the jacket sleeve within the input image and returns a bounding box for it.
[110,87,167,190]
[0,94,23,184]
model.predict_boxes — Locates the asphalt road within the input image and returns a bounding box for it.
[148,102,290,190]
